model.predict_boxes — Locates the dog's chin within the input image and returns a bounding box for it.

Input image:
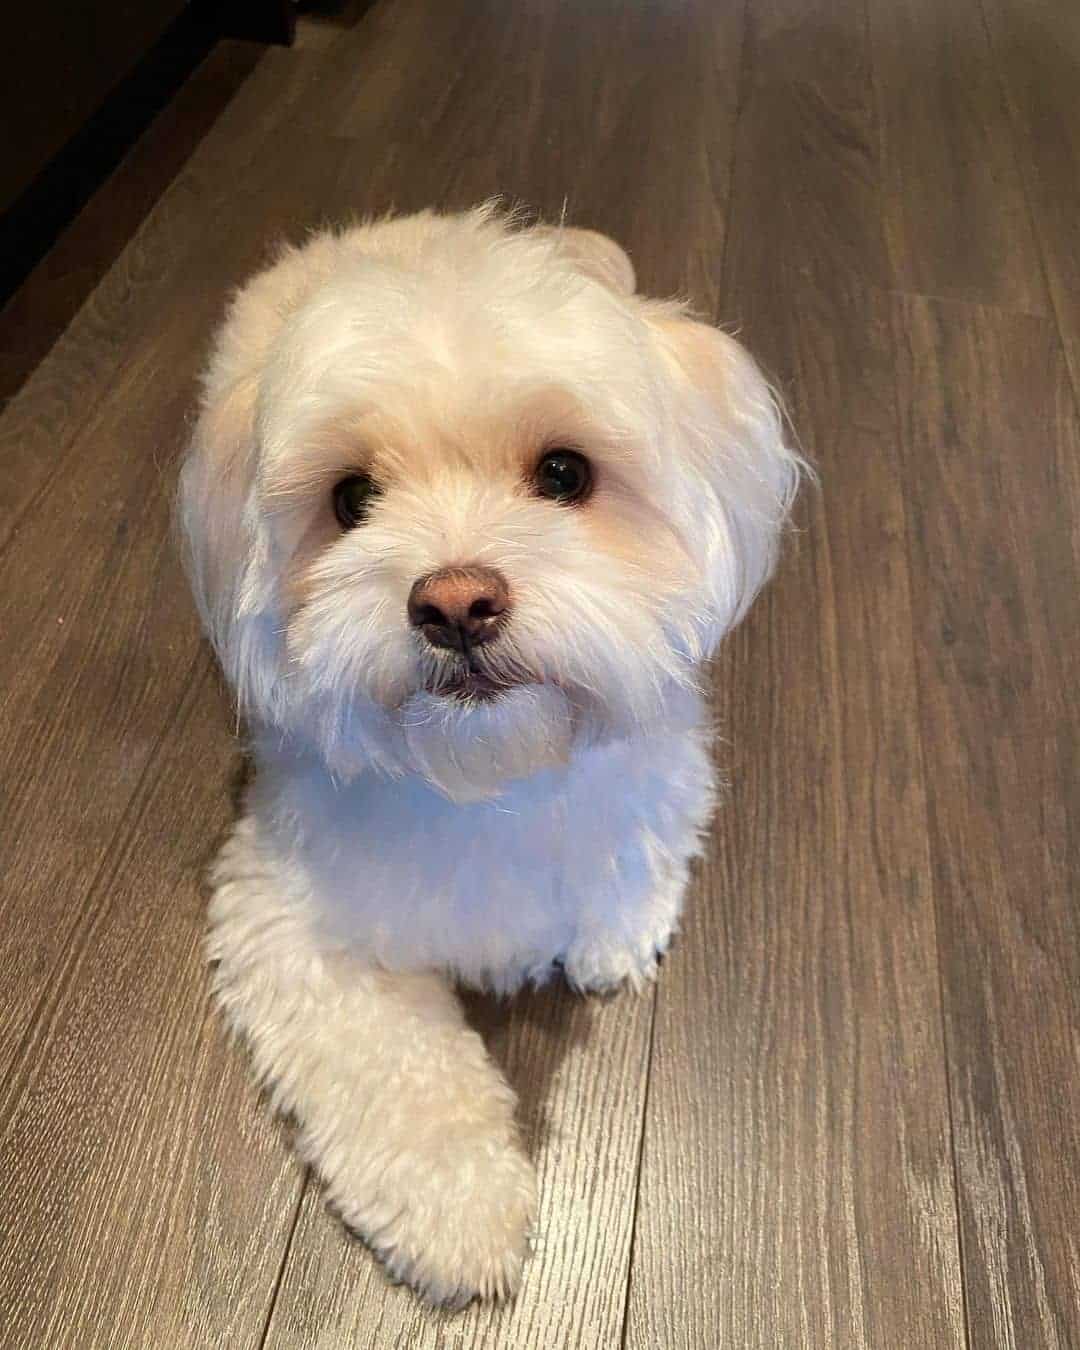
[400,682,575,804]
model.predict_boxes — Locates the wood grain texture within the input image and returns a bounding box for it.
[625,1,966,1345]
[3,0,1080,1345]
[979,0,1080,397]
[0,126,363,1086]
[0,38,262,407]
[278,0,741,299]
[0,42,326,553]
[894,296,1080,1350]
[264,987,653,1350]
[0,667,303,1349]
[0,115,368,1347]
[866,0,1047,313]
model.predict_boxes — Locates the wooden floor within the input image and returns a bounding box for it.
[2,1,1079,1345]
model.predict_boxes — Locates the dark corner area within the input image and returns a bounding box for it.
[0,0,351,400]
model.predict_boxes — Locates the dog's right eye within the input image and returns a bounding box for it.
[533,449,593,504]
[333,474,380,528]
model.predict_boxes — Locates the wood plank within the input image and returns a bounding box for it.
[0,119,371,1349]
[11,2,1077,1346]
[894,296,1080,1349]
[0,128,360,1081]
[625,2,967,1345]
[282,0,738,300]
[258,1,745,1342]
[0,0,186,216]
[979,0,1080,398]
[0,42,324,552]
[264,988,653,1349]
[0,667,303,1349]
[0,38,262,407]
[866,0,1047,313]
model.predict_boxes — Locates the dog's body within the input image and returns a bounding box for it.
[223,703,712,993]
[179,206,799,1304]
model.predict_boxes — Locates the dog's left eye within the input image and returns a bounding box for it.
[333,474,381,528]
[533,449,592,504]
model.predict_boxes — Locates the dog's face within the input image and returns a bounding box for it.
[180,208,800,801]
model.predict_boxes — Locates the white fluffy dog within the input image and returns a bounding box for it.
[178,205,800,1305]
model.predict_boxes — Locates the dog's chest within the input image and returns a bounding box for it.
[258,730,714,990]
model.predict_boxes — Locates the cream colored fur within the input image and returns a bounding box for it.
[177,205,800,1305]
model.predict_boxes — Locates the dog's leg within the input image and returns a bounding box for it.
[206,818,536,1305]
[561,735,716,993]
[560,856,690,993]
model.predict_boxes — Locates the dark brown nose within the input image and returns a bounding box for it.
[407,565,511,653]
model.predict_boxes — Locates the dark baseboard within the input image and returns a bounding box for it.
[0,2,294,311]
[206,0,296,45]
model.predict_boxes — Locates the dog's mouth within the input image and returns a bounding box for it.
[429,669,509,702]
[422,654,522,702]
[421,649,549,702]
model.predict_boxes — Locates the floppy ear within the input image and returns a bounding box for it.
[178,232,351,723]
[648,311,803,654]
[535,225,637,295]
[177,371,288,724]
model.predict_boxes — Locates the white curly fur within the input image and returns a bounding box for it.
[177,204,801,1305]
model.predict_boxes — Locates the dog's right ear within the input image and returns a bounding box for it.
[178,372,286,725]
[535,225,637,296]
[178,235,347,724]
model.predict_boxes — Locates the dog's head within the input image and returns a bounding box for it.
[179,206,801,801]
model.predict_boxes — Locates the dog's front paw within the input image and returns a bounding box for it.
[561,925,674,993]
[336,1131,537,1307]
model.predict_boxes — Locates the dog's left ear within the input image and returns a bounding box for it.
[535,225,637,296]
[647,311,803,654]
